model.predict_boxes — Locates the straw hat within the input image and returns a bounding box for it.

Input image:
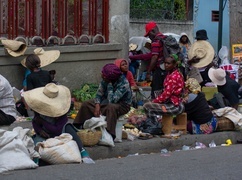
[21,48,60,67]
[208,68,226,86]
[1,39,27,57]
[185,78,201,94]
[129,43,138,51]
[23,83,71,117]
[188,40,214,68]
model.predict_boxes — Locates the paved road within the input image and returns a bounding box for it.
[1,144,242,180]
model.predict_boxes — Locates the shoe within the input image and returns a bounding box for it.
[237,139,242,144]
[138,133,153,140]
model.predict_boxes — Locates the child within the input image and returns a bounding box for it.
[21,48,60,90]
[114,58,138,90]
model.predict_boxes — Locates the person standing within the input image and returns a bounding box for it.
[179,32,191,60]
[188,29,219,87]
[144,21,167,99]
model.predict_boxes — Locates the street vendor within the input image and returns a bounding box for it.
[24,83,94,164]
[73,63,132,140]
[184,78,217,134]
[143,54,184,137]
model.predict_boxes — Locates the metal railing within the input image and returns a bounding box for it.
[0,0,109,45]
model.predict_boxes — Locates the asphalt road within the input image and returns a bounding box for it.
[1,144,242,180]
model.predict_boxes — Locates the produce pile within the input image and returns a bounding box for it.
[70,83,99,119]
[72,83,99,102]
[124,107,147,125]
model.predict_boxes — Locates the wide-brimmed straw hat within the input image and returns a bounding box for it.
[21,48,60,67]
[1,39,27,57]
[129,43,138,51]
[188,40,215,68]
[208,68,226,86]
[23,83,71,117]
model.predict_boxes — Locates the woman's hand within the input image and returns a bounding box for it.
[39,130,50,138]
[94,103,101,117]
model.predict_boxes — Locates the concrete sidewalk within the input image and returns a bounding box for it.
[3,120,242,160]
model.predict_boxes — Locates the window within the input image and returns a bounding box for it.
[0,0,109,45]
[212,10,219,22]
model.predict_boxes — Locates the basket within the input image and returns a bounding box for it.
[77,129,102,146]
[216,116,235,131]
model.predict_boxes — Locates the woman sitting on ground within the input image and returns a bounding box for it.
[143,54,185,137]
[24,83,94,164]
[184,78,217,134]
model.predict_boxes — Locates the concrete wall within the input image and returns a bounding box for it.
[193,0,230,53]
[129,20,194,43]
[0,0,130,91]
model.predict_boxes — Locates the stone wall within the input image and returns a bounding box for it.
[129,20,194,43]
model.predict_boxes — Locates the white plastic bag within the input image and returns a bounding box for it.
[83,115,107,130]
[99,126,115,147]
[36,133,82,164]
[0,129,38,173]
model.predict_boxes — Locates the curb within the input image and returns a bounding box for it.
[4,121,242,161]
[86,131,242,160]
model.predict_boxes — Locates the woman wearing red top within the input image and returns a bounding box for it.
[143,54,185,137]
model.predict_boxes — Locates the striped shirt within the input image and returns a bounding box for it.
[152,33,166,67]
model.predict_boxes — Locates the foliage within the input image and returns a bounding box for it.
[130,0,187,21]
[72,83,99,102]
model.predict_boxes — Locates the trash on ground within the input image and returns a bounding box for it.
[221,139,232,146]
[160,148,171,156]
[209,140,217,147]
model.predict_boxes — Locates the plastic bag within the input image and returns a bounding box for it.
[83,115,107,130]
[137,117,162,135]
[98,126,115,147]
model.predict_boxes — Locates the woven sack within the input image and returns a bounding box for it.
[77,129,102,146]
[216,116,235,131]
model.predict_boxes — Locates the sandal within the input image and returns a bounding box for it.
[138,134,153,140]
